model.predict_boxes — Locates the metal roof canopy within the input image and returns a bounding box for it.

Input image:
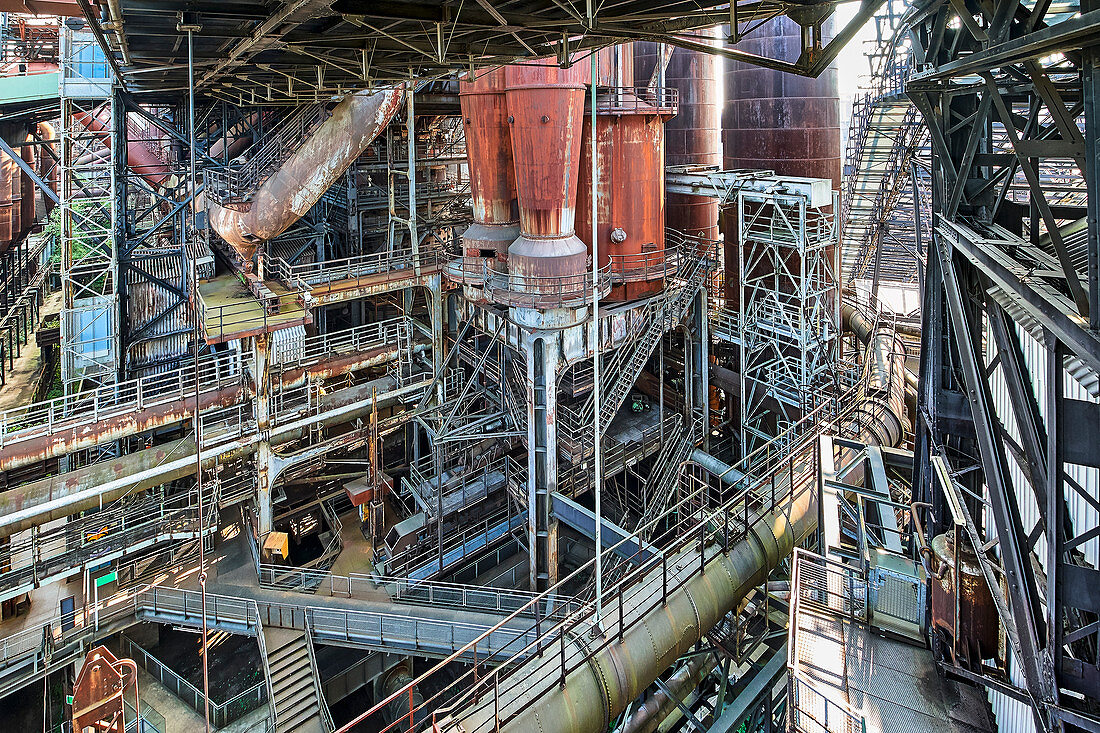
[95,0,882,101]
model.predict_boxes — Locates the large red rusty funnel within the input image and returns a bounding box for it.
[459,67,519,264]
[504,60,590,293]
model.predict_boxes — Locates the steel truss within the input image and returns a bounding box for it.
[115,99,212,377]
[737,189,840,455]
[908,0,1100,725]
[59,27,117,392]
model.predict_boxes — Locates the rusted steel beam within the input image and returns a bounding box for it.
[0,339,426,472]
[0,385,244,473]
[0,375,427,537]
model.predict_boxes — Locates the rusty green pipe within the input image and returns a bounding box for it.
[444,475,817,733]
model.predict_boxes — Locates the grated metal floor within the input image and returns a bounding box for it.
[795,606,995,733]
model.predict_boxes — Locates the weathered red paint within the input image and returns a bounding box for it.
[635,36,721,241]
[0,384,245,473]
[459,66,519,264]
[71,106,173,188]
[577,91,670,300]
[504,59,590,290]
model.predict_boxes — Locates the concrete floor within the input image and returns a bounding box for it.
[0,289,61,413]
[328,509,376,577]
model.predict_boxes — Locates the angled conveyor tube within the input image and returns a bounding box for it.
[207,86,404,262]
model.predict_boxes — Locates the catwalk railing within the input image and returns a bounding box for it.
[270,246,446,291]
[257,566,585,620]
[0,350,246,448]
[787,549,869,733]
[120,634,269,729]
[0,491,209,603]
[205,103,331,205]
[335,382,868,733]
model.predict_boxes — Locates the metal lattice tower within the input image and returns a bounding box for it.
[738,188,840,454]
[59,27,117,392]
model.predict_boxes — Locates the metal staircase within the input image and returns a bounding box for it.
[206,102,331,205]
[260,624,332,733]
[841,2,930,290]
[636,415,695,532]
[568,244,712,457]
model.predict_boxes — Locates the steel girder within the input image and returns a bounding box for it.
[909,0,1100,725]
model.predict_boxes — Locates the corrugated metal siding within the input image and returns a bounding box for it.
[985,318,1100,732]
[127,250,191,377]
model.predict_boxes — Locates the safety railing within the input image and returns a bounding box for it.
[443,255,497,286]
[0,491,206,601]
[257,565,585,619]
[270,247,447,292]
[120,635,268,728]
[483,263,613,309]
[386,508,526,581]
[557,411,680,494]
[328,381,865,733]
[406,452,515,520]
[607,247,676,283]
[205,102,331,205]
[787,548,869,733]
[275,317,407,371]
[0,350,246,449]
[594,86,678,115]
[195,288,309,340]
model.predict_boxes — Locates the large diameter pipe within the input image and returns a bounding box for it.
[207,86,404,265]
[71,107,172,188]
[689,448,745,485]
[445,475,818,733]
[444,314,913,733]
[621,655,717,733]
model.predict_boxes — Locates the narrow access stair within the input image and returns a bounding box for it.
[262,625,331,733]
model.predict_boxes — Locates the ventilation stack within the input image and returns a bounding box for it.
[458,67,519,273]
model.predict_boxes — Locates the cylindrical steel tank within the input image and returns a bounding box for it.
[595,44,634,89]
[577,88,670,300]
[19,130,36,233]
[722,17,841,302]
[0,134,17,246]
[504,60,590,295]
[36,122,58,221]
[634,35,721,240]
[459,66,519,267]
[929,533,999,666]
[722,17,841,187]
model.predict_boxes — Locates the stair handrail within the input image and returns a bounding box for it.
[303,619,336,731]
[254,616,279,732]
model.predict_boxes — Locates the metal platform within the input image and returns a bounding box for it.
[195,275,311,344]
[789,550,995,733]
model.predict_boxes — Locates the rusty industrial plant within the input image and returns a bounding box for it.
[0,3,1090,733]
